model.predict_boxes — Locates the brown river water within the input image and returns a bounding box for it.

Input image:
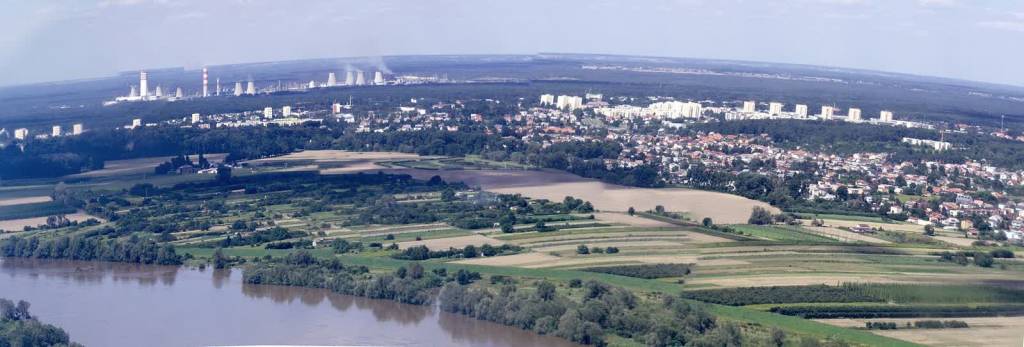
[0,258,576,347]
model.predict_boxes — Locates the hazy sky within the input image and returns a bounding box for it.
[2,0,1023,87]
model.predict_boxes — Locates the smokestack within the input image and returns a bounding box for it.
[355,71,365,86]
[345,71,354,85]
[202,67,209,97]
[374,71,385,85]
[327,72,337,87]
[246,80,255,95]
[234,82,242,96]
[140,71,148,98]
[216,78,220,96]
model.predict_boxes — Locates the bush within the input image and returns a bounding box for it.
[990,249,1015,258]
[974,253,995,267]
[583,264,691,279]
[576,245,590,255]
[913,320,969,329]
[748,207,773,225]
[865,321,898,330]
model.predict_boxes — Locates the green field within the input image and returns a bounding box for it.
[0,201,76,220]
[729,224,838,243]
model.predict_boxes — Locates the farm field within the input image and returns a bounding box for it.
[3,151,1023,346]
[816,317,1024,347]
[374,167,778,224]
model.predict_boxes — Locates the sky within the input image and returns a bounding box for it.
[2,0,1023,87]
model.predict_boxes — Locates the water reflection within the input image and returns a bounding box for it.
[240,281,431,325]
[211,268,230,289]
[0,258,577,347]
[0,258,179,287]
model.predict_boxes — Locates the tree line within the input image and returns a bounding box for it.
[1,234,183,265]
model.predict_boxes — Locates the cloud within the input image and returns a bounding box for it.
[917,0,955,7]
[978,20,1024,32]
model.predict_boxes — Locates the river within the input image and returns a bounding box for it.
[0,258,576,347]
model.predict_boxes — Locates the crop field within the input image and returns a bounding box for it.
[373,167,778,224]
[729,224,838,243]
[816,317,1024,346]
[5,151,1023,346]
[0,201,77,221]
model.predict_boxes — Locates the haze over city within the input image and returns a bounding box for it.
[2,0,1024,87]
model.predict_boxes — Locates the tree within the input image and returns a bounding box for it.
[462,245,478,258]
[441,189,456,202]
[655,205,666,214]
[212,248,228,269]
[702,217,714,227]
[770,328,786,347]
[216,164,232,183]
[576,244,590,255]
[627,207,635,216]
[836,186,849,201]
[974,253,994,267]
[748,206,773,225]
[536,281,556,301]
[924,225,936,236]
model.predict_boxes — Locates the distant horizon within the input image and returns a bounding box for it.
[3,0,1022,88]
[4,52,1023,92]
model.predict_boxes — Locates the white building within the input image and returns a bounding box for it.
[742,101,756,113]
[768,102,783,116]
[139,71,149,98]
[879,110,894,122]
[131,118,142,128]
[72,124,83,135]
[332,103,343,114]
[191,113,201,124]
[51,125,61,137]
[345,71,355,85]
[282,106,292,118]
[264,107,273,118]
[556,95,584,110]
[14,128,28,140]
[820,106,834,120]
[848,108,862,122]
[202,67,209,97]
[795,104,808,118]
[647,101,702,118]
[355,71,366,86]
[902,137,952,151]
[539,94,555,106]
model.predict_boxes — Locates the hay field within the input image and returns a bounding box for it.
[0,212,96,233]
[376,168,777,224]
[0,196,52,207]
[816,317,1024,347]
